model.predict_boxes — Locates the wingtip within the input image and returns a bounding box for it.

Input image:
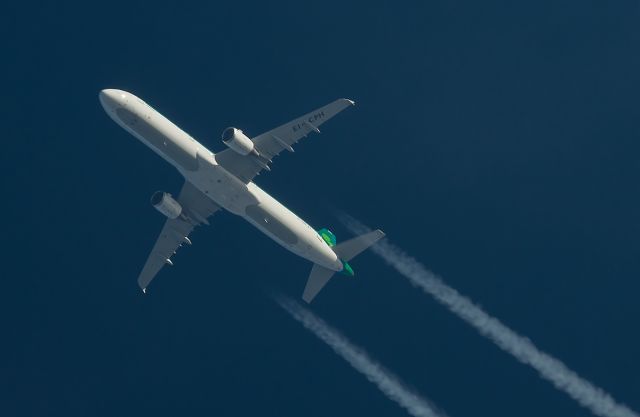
[344,98,356,106]
[142,287,147,294]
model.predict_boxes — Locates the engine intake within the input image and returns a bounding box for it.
[222,127,255,156]
[151,191,182,219]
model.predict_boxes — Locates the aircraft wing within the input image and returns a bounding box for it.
[137,181,220,291]
[215,98,355,183]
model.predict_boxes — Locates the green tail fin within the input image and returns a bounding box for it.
[317,228,337,247]
[340,260,355,276]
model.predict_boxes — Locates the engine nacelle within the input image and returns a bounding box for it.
[150,191,182,219]
[221,127,255,156]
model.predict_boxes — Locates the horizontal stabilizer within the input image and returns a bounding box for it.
[333,229,385,261]
[302,264,336,303]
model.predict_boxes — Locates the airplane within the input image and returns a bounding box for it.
[99,89,384,302]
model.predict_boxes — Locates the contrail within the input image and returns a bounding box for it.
[337,213,638,417]
[272,293,447,417]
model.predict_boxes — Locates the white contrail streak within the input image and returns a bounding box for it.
[338,213,638,417]
[273,293,446,417]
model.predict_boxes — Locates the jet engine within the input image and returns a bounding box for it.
[221,127,255,155]
[150,191,182,219]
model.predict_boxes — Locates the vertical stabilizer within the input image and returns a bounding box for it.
[301,229,385,303]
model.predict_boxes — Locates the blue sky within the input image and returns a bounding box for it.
[3,1,640,416]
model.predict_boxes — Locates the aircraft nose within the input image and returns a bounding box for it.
[99,89,124,111]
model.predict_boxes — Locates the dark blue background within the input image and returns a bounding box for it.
[2,1,639,416]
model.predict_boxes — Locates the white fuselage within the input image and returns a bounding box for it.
[99,89,343,272]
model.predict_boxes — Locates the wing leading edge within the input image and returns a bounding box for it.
[215,98,355,183]
[137,181,220,291]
